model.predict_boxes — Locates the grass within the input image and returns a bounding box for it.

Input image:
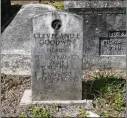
[84,71,126,117]
[18,71,126,117]
[40,1,64,10]
[20,106,52,118]
[78,108,89,117]
[20,104,59,117]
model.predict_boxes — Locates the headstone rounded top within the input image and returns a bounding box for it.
[32,11,83,20]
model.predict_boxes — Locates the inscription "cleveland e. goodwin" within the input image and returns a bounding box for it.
[34,33,80,39]
[34,33,80,46]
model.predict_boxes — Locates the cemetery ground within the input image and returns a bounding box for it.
[1,69,126,117]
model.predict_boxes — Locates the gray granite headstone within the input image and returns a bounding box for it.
[67,8,126,70]
[31,11,83,100]
[1,4,56,75]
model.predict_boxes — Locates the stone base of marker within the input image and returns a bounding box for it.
[20,89,92,108]
[20,89,99,117]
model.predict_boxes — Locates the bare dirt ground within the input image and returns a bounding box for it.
[1,69,126,117]
[84,69,126,80]
[1,74,30,117]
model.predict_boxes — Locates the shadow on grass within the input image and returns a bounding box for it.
[2,4,22,33]
[82,75,126,100]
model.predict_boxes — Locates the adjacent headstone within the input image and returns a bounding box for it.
[64,0,126,9]
[67,8,126,70]
[31,11,83,100]
[99,31,126,55]
[1,4,56,75]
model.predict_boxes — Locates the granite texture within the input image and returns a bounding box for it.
[31,11,83,100]
[67,8,126,70]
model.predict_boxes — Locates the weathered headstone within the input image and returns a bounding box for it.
[31,11,83,100]
[1,4,56,75]
[67,8,126,70]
